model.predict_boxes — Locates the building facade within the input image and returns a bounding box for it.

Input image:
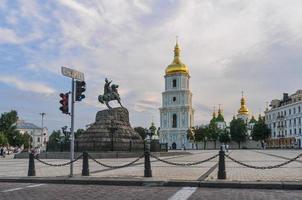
[16,120,49,151]
[159,41,194,149]
[265,90,302,148]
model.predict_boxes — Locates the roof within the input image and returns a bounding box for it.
[16,120,41,130]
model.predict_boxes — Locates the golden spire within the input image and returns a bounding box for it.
[238,91,249,115]
[212,106,216,118]
[165,37,189,75]
[218,104,223,115]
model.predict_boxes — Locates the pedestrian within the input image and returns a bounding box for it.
[225,144,229,153]
[0,147,5,158]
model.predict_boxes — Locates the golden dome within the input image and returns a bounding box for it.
[165,41,189,75]
[238,92,249,115]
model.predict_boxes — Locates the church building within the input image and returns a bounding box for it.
[159,41,194,149]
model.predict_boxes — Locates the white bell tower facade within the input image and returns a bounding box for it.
[159,41,194,149]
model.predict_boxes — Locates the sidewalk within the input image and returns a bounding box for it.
[0,150,301,189]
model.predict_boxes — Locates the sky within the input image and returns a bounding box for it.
[0,0,302,132]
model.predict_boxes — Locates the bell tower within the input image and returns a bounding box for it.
[159,40,194,149]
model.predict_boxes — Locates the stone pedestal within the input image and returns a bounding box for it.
[76,107,143,151]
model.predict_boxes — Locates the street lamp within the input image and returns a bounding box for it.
[39,112,46,149]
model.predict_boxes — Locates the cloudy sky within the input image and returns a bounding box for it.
[0,0,302,132]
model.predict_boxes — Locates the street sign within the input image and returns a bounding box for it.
[61,66,84,81]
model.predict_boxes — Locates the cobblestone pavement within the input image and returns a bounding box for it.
[0,183,302,200]
[206,150,302,181]
[0,150,301,182]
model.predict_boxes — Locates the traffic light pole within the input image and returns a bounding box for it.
[70,78,75,177]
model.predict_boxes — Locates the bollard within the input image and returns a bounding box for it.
[144,141,152,177]
[217,146,226,179]
[28,152,36,176]
[82,152,89,176]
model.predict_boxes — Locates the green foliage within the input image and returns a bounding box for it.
[194,126,211,149]
[0,110,19,146]
[0,132,8,146]
[134,127,146,140]
[75,129,85,139]
[251,117,270,141]
[218,129,231,143]
[230,118,247,148]
[22,132,32,149]
[48,130,62,146]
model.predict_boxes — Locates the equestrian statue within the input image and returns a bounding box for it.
[98,78,123,109]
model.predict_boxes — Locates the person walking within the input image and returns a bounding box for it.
[0,147,5,158]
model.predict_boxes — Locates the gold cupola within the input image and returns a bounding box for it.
[238,92,249,115]
[165,40,189,75]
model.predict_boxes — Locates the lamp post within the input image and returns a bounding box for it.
[144,129,152,177]
[39,113,46,149]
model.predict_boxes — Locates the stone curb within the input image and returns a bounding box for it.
[0,177,301,190]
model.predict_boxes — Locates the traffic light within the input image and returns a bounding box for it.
[75,81,86,101]
[59,93,69,114]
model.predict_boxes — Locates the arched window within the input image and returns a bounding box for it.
[172,114,177,128]
[172,79,177,88]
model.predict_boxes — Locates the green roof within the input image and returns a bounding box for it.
[216,113,225,122]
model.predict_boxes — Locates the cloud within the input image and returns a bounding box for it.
[0,75,56,95]
[1,0,302,130]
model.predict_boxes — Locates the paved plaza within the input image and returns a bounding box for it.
[0,183,302,200]
[0,149,301,182]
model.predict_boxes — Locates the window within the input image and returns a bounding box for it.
[290,129,292,135]
[294,107,296,114]
[172,79,177,88]
[299,106,301,113]
[37,137,40,142]
[172,114,177,128]
[284,110,286,116]
[294,129,297,135]
[173,97,176,102]
[299,128,301,134]
[289,109,291,115]
[294,118,296,126]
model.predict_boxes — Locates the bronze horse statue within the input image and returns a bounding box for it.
[98,79,123,109]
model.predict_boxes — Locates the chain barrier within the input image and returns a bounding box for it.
[225,153,302,169]
[35,154,83,167]
[150,153,219,166]
[88,154,144,169]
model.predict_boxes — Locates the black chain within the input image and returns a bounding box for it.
[150,154,219,166]
[225,153,302,169]
[35,154,83,167]
[88,154,144,169]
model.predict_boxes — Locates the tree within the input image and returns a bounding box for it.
[22,132,32,149]
[0,132,8,146]
[134,127,146,140]
[0,110,19,146]
[75,129,85,139]
[208,122,220,149]
[230,118,247,149]
[218,129,231,144]
[48,130,62,146]
[194,126,210,149]
[251,117,270,141]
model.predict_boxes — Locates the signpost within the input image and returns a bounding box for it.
[61,66,85,177]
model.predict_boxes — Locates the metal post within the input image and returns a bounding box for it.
[28,152,36,176]
[217,146,226,179]
[82,152,89,176]
[70,79,75,177]
[144,134,152,177]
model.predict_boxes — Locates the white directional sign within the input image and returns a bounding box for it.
[61,66,84,81]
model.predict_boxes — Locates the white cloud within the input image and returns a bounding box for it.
[0,75,56,95]
[2,0,302,128]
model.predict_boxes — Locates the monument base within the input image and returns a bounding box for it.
[76,107,144,151]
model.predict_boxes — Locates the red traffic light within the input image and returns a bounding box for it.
[59,93,69,114]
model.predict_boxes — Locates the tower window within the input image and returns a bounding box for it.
[172,79,177,88]
[173,97,176,102]
[172,114,177,128]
